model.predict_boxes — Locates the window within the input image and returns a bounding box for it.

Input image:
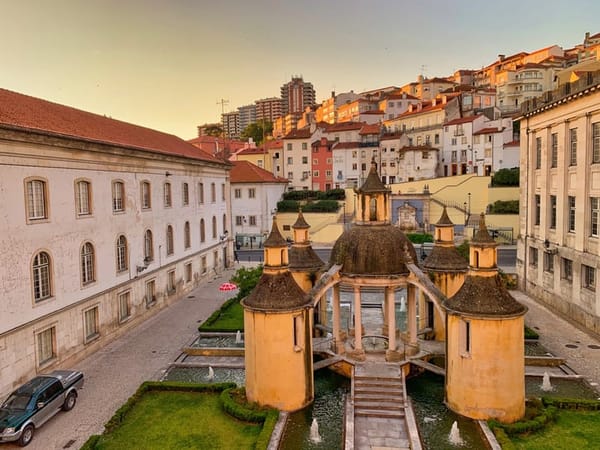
[568,196,576,232]
[302,142,307,150]
[593,122,600,164]
[112,181,125,212]
[302,156,308,164]
[26,179,48,221]
[211,183,216,202]
[582,265,596,291]
[163,182,172,207]
[534,195,541,226]
[182,182,189,205]
[287,143,292,150]
[75,180,91,215]
[287,157,293,165]
[182,222,190,249]
[221,183,225,201]
[529,247,538,267]
[84,306,99,342]
[223,214,227,236]
[141,181,151,209]
[460,319,471,355]
[198,183,204,204]
[561,258,573,282]
[434,134,440,144]
[235,216,243,226]
[248,188,256,198]
[201,256,207,274]
[145,280,156,306]
[422,151,429,159]
[185,263,192,283]
[213,250,219,268]
[249,216,257,226]
[287,171,293,179]
[550,134,558,168]
[313,170,319,177]
[32,251,51,302]
[451,137,457,146]
[313,158,318,165]
[212,216,217,239]
[549,195,557,229]
[118,291,130,322]
[81,242,95,285]
[36,327,56,365]
[200,219,206,243]
[591,197,600,237]
[535,137,542,169]
[569,129,577,166]
[144,230,154,262]
[116,235,128,272]
[167,269,176,294]
[234,188,241,199]
[326,170,332,177]
[166,225,174,255]
[544,252,554,273]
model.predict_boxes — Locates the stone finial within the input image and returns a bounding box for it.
[472,213,495,244]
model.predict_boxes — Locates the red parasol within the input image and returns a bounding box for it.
[219,282,238,292]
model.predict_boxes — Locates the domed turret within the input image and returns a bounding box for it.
[289,209,325,291]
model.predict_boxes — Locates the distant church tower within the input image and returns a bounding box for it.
[422,206,468,340]
[242,217,314,411]
[288,208,325,292]
[444,214,527,423]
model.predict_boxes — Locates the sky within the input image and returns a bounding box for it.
[1,0,599,140]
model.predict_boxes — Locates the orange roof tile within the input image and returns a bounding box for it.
[284,128,312,139]
[359,124,381,135]
[0,88,221,163]
[323,122,364,132]
[332,141,360,150]
[230,160,288,184]
[504,140,520,147]
[473,127,502,135]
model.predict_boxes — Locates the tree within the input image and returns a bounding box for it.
[204,124,224,137]
[240,120,273,145]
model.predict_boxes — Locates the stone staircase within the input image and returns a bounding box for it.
[354,374,406,419]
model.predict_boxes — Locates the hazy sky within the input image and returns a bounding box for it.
[1,0,598,139]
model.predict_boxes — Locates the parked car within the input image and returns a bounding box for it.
[0,370,84,447]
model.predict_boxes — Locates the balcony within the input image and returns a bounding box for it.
[359,141,379,147]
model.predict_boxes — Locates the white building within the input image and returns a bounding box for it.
[280,128,316,190]
[517,71,600,336]
[0,88,231,397]
[230,161,288,249]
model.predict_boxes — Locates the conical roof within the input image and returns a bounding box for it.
[422,246,468,271]
[357,158,390,194]
[292,208,310,229]
[263,216,287,248]
[472,213,496,245]
[289,246,325,271]
[436,206,453,226]
[242,271,310,311]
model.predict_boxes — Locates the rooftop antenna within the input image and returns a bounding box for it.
[420,64,427,78]
[217,98,230,138]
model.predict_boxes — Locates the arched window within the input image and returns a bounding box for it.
[75,180,92,216]
[25,178,48,221]
[116,235,128,272]
[112,181,125,212]
[32,251,51,302]
[144,230,154,262]
[166,225,174,255]
[141,181,151,209]
[222,214,227,236]
[200,219,206,243]
[182,182,189,205]
[164,182,172,207]
[212,216,217,239]
[81,242,95,285]
[184,221,191,249]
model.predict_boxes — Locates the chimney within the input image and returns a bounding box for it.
[498,54,506,61]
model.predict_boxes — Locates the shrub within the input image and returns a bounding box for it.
[543,397,600,411]
[489,399,557,436]
[220,387,272,423]
[316,189,345,200]
[488,200,519,214]
[524,326,540,340]
[491,427,515,450]
[276,199,300,212]
[456,241,469,261]
[230,266,263,299]
[302,200,340,212]
[491,167,519,186]
[406,233,434,244]
[255,410,280,450]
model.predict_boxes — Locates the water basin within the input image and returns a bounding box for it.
[525,376,599,399]
[280,370,350,450]
[164,366,245,386]
[524,341,551,356]
[190,334,245,348]
[406,371,488,449]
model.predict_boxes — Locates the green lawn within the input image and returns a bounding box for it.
[199,299,244,331]
[94,390,262,449]
[510,409,600,449]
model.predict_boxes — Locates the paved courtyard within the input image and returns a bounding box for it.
[4,266,600,449]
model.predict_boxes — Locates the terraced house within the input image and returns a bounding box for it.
[0,88,232,398]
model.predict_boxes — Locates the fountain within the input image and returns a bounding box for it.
[309,418,322,443]
[236,330,243,344]
[399,296,406,312]
[448,421,464,446]
[541,371,553,392]
[207,366,215,381]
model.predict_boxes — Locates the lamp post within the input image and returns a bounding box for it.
[468,192,471,216]
[463,201,467,224]
[468,145,473,173]
[342,202,346,228]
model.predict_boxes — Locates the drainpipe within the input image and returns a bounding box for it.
[523,119,530,290]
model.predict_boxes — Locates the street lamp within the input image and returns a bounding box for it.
[463,202,467,224]
[468,192,471,216]
[468,145,473,173]
[342,202,346,228]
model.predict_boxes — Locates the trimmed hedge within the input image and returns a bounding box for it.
[199,296,241,331]
[256,410,280,450]
[220,387,270,423]
[489,399,557,436]
[525,325,540,340]
[543,397,600,411]
[282,189,345,201]
[276,199,300,212]
[406,233,433,244]
[302,199,340,212]
[488,200,519,214]
[491,167,519,186]
[491,427,515,450]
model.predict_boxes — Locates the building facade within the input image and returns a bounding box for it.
[237,104,257,133]
[0,88,232,398]
[255,97,282,123]
[222,111,240,139]
[517,71,600,336]
[280,76,316,116]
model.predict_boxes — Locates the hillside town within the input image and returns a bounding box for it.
[1,24,600,449]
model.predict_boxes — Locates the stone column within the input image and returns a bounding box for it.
[332,285,343,353]
[387,287,396,351]
[407,284,419,355]
[382,288,389,335]
[353,286,362,351]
